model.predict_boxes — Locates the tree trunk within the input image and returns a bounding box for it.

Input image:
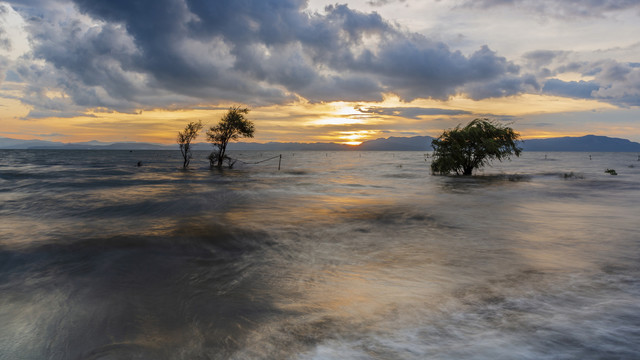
[463,166,473,175]
[217,141,230,168]
[182,145,190,168]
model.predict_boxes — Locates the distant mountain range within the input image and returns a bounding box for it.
[519,135,640,152]
[2,135,640,152]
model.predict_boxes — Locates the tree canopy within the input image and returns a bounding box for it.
[430,118,522,176]
[207,106,255,168]
[177,120,203,168]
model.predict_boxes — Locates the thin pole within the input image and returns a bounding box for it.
[278,154,282,171]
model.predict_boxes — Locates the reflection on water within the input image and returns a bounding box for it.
[1,150,639,359]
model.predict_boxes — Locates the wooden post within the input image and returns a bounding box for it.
[278,154,282,171]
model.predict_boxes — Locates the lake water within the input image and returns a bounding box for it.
[1,150,639,359]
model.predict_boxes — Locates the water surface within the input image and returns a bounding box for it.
[1,150,639,359]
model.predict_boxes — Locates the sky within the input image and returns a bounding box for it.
[0,0,639,145]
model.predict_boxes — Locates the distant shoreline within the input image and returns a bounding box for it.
[2,134,640,152]
[2,149,640,153]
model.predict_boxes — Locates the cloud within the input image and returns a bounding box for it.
[597,61,632,82]
[0,4,16,84]
[464,74,539,99]
[357,106,471,119]
[0,0,598,117]
[592,64,640,106]
[366,0,407,6]
[522,50,571,74]
[518,47,640,107]
[0,4,13,48]
[539,59,640,106]
[368,42,522,100]
[461,0,640,18]
[542,79,600,99]
[36,132,66,137]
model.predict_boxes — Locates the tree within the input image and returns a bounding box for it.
[207,106,255,168]
[430,118,522,176]
[177,120,203,168]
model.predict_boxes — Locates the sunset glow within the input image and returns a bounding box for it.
[336,130,379,145]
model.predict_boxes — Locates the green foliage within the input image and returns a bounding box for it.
[430,118,522,176]
[177,120,203,168]
[605,168,618,175]
[207,106,255,168]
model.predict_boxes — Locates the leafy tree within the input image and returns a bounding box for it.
[207,106,255,168]
[430,118,522,176]
[177,120,203,168]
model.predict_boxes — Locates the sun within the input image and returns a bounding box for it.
[336,130,377,146]
[307,103,369,126]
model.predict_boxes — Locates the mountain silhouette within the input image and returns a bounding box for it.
[2,135,639,152]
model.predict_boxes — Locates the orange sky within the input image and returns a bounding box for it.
[0,91,627,145]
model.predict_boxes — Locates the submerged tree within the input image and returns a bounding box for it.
[207,106,255,168]
[430,118,522,176]
[177,120,203,168]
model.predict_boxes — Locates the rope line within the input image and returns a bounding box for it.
[235,154,281,165]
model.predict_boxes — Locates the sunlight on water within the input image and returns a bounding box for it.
[1,150,639,359]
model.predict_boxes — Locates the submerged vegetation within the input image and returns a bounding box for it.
[176,107,255,169]
[207,106,255,168]
[177,120,204,168]
[431,118,522,176]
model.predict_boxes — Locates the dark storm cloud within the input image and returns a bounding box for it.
[542,79,600,99]
[465,73,540,99]
[27,18,143,103]
[368,42,522,100]
[357,106,472,119]
[6,0,535,115]
[462,0,640,17]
